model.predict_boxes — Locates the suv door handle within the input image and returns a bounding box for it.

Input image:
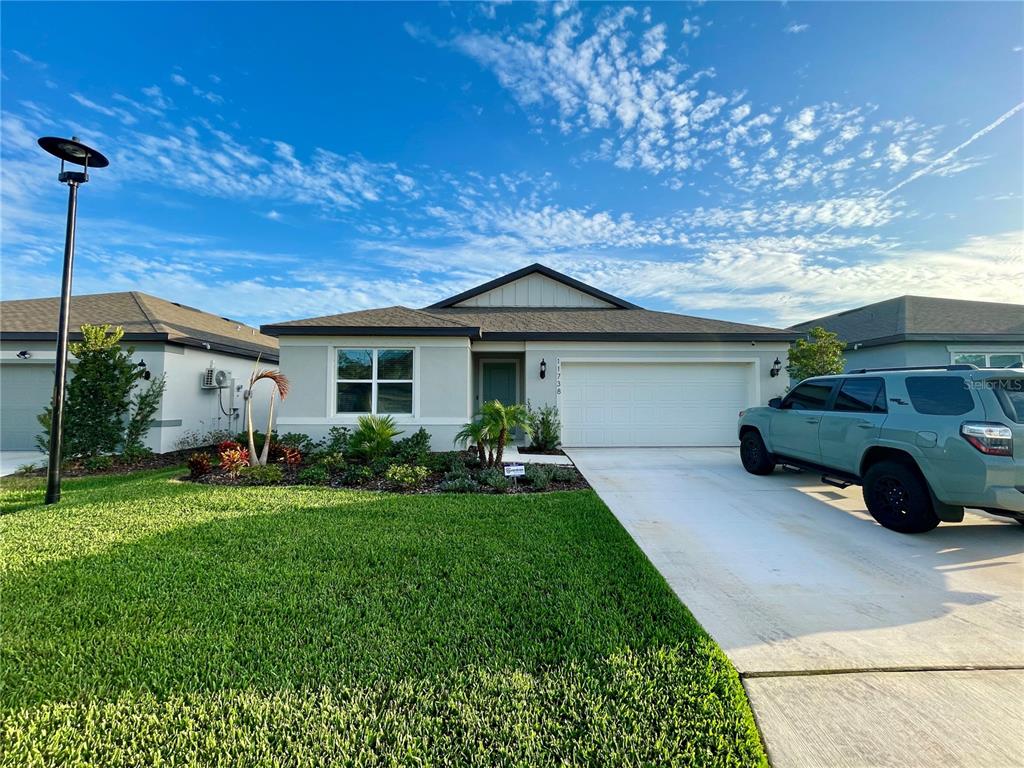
[805,418,820,424]
[856,423,874,429]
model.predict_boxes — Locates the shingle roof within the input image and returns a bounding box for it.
[263,305,795,341]
[790,295,1024,347]
[1,292,278,360]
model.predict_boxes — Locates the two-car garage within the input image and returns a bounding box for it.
[558,360,759,447]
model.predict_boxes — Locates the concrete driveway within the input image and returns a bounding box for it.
[569,447,1024,768]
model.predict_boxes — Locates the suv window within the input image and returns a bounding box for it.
[991,378,1024,424]
[782,381,834,411]
[834,377,886,413]
[905,376,975,416]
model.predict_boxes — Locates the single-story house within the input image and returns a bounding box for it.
[261,264,797,449]
[0,292,278,452]
[790,295,1024,372]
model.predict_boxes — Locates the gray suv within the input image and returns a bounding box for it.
[737,365,1024,533]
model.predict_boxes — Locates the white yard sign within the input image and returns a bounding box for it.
[504,464,526,478]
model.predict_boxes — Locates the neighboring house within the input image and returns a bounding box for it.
[0,292,278,453]
[791,295,1024,372]
[261,264,796,448]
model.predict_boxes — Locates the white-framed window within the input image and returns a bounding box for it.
[336,348,414,415]
[950,351,1024,368]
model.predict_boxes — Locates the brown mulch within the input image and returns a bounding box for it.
[17,448,203,478]
[515,446,567,456]
[188,462,590,495]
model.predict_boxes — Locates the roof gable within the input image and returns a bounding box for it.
[427,263,640,309]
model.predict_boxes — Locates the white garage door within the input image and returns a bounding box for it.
[560,361,754,447]
[1,363,53,451]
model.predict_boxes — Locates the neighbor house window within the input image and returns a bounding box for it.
[951,351,1024,368]
[336,348,413,415]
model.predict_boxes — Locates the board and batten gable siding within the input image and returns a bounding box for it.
[275,336,472,449]
[453,272,614,308]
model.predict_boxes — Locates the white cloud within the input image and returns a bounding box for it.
[785,106,819,147]
[640,23,667,65]
[681,17,701,38]
[784,23,810,34]
[70,93,138,126]
[265,210,282,221]
[170,73,188,86]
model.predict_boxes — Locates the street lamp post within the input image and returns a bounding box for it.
[37,136,109,505]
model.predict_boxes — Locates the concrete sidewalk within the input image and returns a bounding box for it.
[569,447,1024,768]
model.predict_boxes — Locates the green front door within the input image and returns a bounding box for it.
[482,361,517,407]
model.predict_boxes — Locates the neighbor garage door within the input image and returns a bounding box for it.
[1,364,53,451]
[560,361,754,447]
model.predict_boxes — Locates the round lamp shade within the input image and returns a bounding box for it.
[37,136,109,168]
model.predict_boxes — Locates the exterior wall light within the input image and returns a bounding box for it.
[17,350,32,359]
[540,358,547,379]
[770,358,783,378]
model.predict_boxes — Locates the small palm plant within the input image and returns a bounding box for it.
[245,367,290,466]
[454,418,491,466]
[480,400,532,467]
[348,414,402,464]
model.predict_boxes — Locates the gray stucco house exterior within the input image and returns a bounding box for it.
[261,264,797,448]
[790,295,1024,372]
[0,292,278,452]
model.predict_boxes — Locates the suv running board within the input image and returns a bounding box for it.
[821,475,853,490]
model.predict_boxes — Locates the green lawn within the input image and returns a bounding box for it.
[1,470,766,768]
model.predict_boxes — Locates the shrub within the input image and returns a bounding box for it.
[83,454,114,472]
[551,466,578,484]
[477,467,510,493]
[120,445,154,465]
[187,453,213,479]
[343,464,375,485]
[276,446,302,466]
[384,464,429,489]
[526,401,562,452]
[348,415,402,464]
[238,464,284,485]
[296,464,330,485]
[16,463,38,476]
[424,451,463,473]
[233,430,274,455]
[219,447,249,476]
[277,432,320,455]
[317,452,347,473]
[35,324,165,459]
[439,476,479,493]
[444,460,471,481]
[392,428,431,466]
[525,463,553,490]
[218,440,242,453]
[124,374,167,454]
[324,426,351,455]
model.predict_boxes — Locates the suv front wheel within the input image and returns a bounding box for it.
[740,431,776,475]
[862,461,940,533]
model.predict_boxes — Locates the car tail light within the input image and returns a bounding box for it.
[960,422,1013,456]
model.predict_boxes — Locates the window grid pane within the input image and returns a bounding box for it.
[335,348,413,415]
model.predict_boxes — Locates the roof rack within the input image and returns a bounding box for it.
[847,364,979,374]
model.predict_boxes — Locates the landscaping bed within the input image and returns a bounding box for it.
[185,423,589,494]
[0,471,766,767]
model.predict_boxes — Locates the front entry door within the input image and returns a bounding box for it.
[481,361,517,407]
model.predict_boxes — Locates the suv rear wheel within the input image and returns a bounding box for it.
[740,431,776,475]
[862,461,940,533]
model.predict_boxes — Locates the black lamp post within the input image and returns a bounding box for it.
[37,136,109,505]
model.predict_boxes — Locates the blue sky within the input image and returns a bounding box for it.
[2,1,1022,328]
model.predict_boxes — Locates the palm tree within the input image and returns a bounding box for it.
[454,418,490,466]
[245,367,290,466]
[480,400,532,467]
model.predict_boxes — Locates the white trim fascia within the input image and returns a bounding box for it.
[278,416,469,426]
[526,341,790,352]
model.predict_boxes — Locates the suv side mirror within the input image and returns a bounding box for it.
[768,397,783,409]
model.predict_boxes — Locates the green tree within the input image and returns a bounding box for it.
[479,400,532,467]
[36,324,165,458]
[786,326,846,384]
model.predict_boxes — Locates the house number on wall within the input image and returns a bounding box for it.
[555,357,561,395]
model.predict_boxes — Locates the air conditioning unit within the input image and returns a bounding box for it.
[200,368,231,389]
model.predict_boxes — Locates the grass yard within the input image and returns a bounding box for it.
[1,469,766,768]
